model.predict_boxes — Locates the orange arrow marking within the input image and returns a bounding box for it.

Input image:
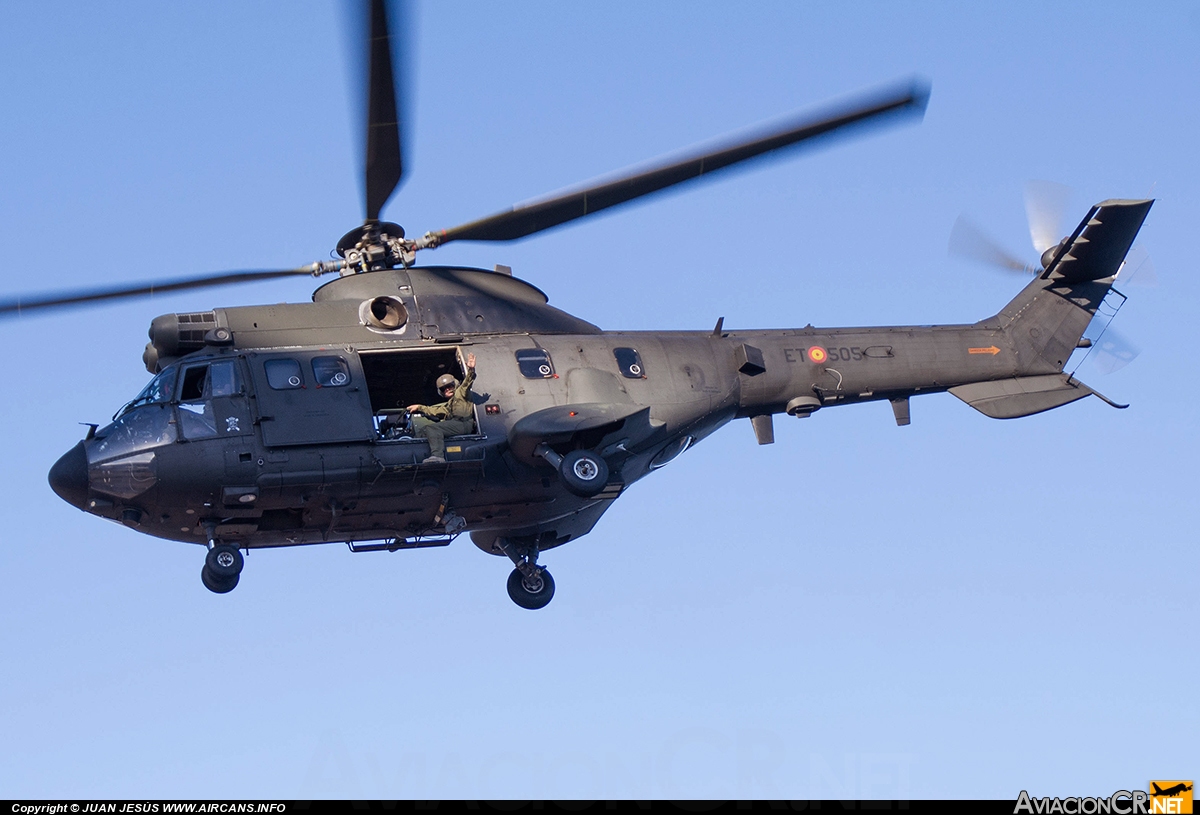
[968,346,1001,355]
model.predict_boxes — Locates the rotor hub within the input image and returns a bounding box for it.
[336,221,415,273]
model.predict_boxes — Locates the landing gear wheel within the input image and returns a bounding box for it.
[201,565,239,594]
[559,449,609,497]
[506,567,555,610]
[205,544,244,579]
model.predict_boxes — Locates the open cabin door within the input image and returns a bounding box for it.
[360,348,465,416]
[248,351,374,446]
[359,347,482,442]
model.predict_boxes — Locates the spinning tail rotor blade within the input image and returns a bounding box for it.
[948,214,1031,274]
[425,79,929,245]
[1084,326,1141,374]
[1119,242,1158,287]
[1024,179,1072,254]
[0,266,333,318]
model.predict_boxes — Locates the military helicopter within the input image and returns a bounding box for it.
[3,2,1152,609]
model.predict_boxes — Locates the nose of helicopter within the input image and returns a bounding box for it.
[48,441,89,509]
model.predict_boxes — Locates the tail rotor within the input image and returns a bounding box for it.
[950,182,1150,375]
[947,214,1034,275]
[1023,179,1072,256]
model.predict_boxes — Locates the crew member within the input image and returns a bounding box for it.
[407,353,477,464]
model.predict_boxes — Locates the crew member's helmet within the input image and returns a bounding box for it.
[436,374,458,392]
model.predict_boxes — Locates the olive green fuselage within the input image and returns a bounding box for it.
[57,265,1076,556]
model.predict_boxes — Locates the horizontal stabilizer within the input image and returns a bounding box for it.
[1045,199,1153,282]
[950,374,1098,419]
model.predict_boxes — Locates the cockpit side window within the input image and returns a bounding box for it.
[179,360,240,402]
[176,360,244,441]
[178,364,216,439]
[208,360,240,397]
[180,366,209,402]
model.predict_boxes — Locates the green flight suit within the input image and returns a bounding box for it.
[411,368,476,458]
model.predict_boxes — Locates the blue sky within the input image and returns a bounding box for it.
[1,0,1196,799]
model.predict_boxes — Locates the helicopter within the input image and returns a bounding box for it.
[2,2,1153,610]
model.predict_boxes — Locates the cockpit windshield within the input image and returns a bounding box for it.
[91,402,177,463]
[116,366,178,418]
[92,367,180,463]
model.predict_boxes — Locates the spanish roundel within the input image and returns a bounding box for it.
[807,346,828,364]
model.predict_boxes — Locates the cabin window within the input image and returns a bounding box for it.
[312,356,351,387]
[614,347,646,378]
[264,358,304,390]
[515,348,555,379]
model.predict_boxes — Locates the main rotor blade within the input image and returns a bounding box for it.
[948,215,1031,274]
[362,0,407,221]
[427,79,929,245]
[0,267,326,318]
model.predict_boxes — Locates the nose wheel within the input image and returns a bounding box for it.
[201,531,244,594]
[201,565,240,594]
[506,566,555,610]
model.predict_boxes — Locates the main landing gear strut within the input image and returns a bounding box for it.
[201,522,244,594]
[498,538,555,610]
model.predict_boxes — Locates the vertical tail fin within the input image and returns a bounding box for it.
[987,199,1153,374]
